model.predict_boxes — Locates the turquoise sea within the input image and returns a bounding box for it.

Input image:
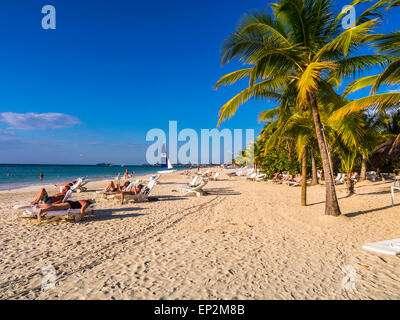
[0,164,189,190]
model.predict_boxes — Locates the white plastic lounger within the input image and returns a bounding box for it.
[211,172,220,181]
[13,190,73,210]
[287,178,302,186]
[247,173,257,180]
[22,203,95,222]
[362,239,400,256]
[107,180,157,203]
[176,179,208,197]
[255,174,267,181]
[97,180,139,195]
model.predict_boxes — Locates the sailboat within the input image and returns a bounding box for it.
[158,144,176,174]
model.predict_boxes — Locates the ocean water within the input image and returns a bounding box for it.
[0,164,188,190]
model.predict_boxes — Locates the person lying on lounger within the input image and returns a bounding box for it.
[101,181,131,194]
[55,180,78,188]
[36,199,95,221]
[30,186,70,205]
[119,184,144,205]
[280,174,293,183]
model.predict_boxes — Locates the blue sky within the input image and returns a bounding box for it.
[0,0,399,164]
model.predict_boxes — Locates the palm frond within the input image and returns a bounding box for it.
[297,61,336,105]
[372,60,400,92]
[343,75,380,96]
[330,93,400,120]
[315,19,378,59]
[217,80,282,126]
[214,69,253,89]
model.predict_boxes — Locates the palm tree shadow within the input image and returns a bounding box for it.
[344,203,399,218]
[307,193,353,206]
[357,190,391,196]
[355,181,392,189]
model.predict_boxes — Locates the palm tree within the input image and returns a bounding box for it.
[215,0,394,216]
[332,30,400,118]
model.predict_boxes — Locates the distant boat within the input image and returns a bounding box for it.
[158,144,176,174]
[96,163,116,167]
[121,164,125,167]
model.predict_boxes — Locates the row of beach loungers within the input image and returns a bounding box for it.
[13,175,161,223]
[13,171,217,223]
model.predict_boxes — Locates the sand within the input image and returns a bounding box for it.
[0,170,400,300]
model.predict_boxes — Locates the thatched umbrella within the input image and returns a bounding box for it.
[369,135,400,168]
[388,134,400,160]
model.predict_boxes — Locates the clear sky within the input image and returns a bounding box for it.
[0,0,399,164]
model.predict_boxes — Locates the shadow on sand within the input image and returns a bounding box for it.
[91,207,146,221]
[204,187,241,196]
[344,203,399,218]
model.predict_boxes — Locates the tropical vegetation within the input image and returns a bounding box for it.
[215,0,400,215]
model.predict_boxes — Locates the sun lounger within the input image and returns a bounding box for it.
[59,178,88,193]
[363,238,400,256]
[247,173,257,180]
[211,172,220,181]
[366,171,378,181]
[175,179,208,197]
[96,180,139,195]
[22,202,96,222]
[255,173,267,181]
[107,179,157,203]
[287,178,302,186]
[13,190,73,210]
[334,173,345,185]
[391,184,400,206]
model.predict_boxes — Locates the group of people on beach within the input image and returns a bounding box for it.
[29,178,145,221]
[101,180,144,204]
[30,185,94,220]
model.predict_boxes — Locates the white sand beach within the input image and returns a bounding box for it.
[1,170,400,300]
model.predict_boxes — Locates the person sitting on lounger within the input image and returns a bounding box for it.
[102,181,131,194]
[36,199,95,221]
[280,174,293,183]
[30,186,70,205]
[272,172,282,182]
[291,173,302,182]
[119,184,144,205]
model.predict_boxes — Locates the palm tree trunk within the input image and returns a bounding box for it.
[360,154,367,181]
[310,148,318,185]
[309,93,341,216]
[301,146,307,206]
[346,172,354,194]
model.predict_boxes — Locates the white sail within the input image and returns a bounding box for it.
[167,158,173,169]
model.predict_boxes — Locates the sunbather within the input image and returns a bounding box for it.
[280,174,293,184]
[102,181,131,194]
[119,184,144,205]
[36,199,95,221]
[30,186,70,205]
[272,173,282,182]
[55,180,78,188]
